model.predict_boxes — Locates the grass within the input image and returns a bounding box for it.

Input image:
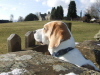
[0,20,100,54]
[71,21,100,42]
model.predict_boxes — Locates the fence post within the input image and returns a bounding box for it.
[25,31,35,48]
[7,34,21,52]
[65,23,72,31]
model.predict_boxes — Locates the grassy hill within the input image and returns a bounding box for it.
[0,20,100,54]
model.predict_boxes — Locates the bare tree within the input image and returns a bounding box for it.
[96,0,100,12]
[85,0,100,18]
[18,16,24,22]
[10,14,14,22]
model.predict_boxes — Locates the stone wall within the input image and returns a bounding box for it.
[76,40,100,69]
[0,50,100,75]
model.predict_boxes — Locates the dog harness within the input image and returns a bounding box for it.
[52,47,74,57]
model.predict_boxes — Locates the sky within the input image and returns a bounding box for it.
[0,0,96,21]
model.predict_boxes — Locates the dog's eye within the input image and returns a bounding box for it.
[44,27,47,30]
[44,28,46,30]
[43,27,48,32]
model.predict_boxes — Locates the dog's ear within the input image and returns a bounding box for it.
[48,22,71,49]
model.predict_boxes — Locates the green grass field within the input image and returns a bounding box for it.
[0,20,100,54]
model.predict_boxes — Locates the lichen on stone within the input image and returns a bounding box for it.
[53,65,67,72]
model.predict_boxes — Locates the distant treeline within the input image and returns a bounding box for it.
[0,20,11,23]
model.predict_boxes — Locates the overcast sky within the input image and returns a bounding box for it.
[0,0,96,20]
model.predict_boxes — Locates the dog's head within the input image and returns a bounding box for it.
[34,21,71,50]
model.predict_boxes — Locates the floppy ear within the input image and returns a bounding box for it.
[48,23,71,49]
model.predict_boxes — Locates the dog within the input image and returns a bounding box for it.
[33,21,100,71]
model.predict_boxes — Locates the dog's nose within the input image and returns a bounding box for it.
[33,31,36,34]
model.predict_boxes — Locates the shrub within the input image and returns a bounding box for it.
[24,13,38,21]
[82,14,91,23]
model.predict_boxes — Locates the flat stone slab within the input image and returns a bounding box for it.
[0,50,100,75]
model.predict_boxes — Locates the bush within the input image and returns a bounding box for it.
[24,13,38,21]
[82,14,91,23]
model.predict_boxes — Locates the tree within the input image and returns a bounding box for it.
[83,13,91,22]
[10,14,14,22]
[18,16,24,22]
[24,13,38,21]
[50,6,64,20]
[85,0,100,18]
[56,6,64,20]
[96,0,100,12]
[59,5,64,20]
[51,7,56,20]
[67,1,77,20]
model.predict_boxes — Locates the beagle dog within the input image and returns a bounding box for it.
[33,21,100,71]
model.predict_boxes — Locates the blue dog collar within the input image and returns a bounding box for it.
[52,47,74,57]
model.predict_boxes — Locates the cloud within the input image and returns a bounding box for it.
[46,9,51,13]
[19,2,26,6]
[80,0,96,6]
[0,15,9,20]
[3,7,8,11]
[90,0,96,3]
[41,0,70,16]
[35,0,41,2]
[43,0,70,7]
[80,0,90,4]
[11,7,17,11]
[0,5,2,8]
[42,1,46,5]
[36,0,97,16]
[0,5,8,10]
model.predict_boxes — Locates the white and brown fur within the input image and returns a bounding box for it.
[34,21,100,71]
